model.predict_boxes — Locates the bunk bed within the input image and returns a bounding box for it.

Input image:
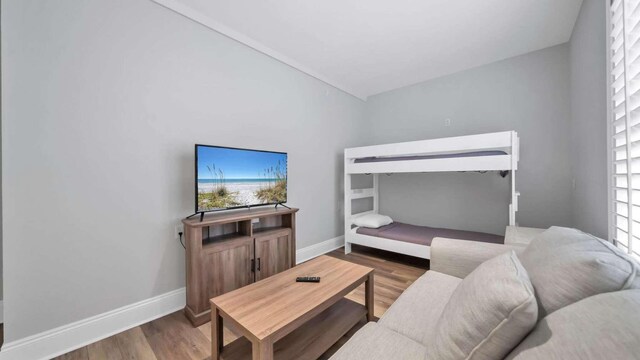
[344,131,519,259]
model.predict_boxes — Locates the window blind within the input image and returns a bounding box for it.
[610,0,640,258]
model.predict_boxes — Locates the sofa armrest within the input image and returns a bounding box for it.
[504,225,545,246]
[430,238,526,279]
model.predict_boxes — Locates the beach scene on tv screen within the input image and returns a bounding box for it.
[197,146,287,211]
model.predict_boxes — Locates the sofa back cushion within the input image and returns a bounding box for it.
[519,226,639,318]
[425,251,537,360]
[506,289,640,360]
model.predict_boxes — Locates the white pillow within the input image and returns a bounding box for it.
[353,214,393,229]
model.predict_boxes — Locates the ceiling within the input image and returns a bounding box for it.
[153,0,583,100]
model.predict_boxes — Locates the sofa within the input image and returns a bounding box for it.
[330,226,640,360]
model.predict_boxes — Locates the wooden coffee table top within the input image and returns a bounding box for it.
[210,255,373,342]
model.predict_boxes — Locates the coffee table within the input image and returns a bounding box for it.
[210,255,374,360]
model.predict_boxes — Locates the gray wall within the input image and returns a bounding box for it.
[2,0,365,341]
[569,0,608,239]
[365,44,574,235]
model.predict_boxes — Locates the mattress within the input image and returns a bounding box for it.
[355,222,504,246]
[354,150,507,163]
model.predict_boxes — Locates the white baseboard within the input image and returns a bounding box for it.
[296,235,344,264]
[0,236,344,360]
[0,288,186,360]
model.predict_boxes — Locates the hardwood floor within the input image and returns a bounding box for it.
[54,245,429,360]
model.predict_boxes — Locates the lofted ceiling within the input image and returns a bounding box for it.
[152,0,583,100]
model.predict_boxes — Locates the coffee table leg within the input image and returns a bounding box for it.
[211,306,223,360]
[365,272,375,321]
[252,339,274,360]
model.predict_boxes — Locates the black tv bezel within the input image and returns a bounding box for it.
[194,144,288,214]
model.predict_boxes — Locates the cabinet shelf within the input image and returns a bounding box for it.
[203,233,252,249]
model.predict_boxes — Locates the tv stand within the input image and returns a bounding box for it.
[275,202,291,209]
[182,206,299,326]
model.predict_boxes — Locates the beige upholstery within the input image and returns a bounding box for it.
[504,226,545,246]
[330,227,640,360]
[520,226,640,318]
[328,322,426,360]
[507,290,640,360]
[378,270,461,344]
[426,251,537,360]
[430,238,525,279]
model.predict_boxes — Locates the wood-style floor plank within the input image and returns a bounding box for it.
[114,327,157,360]
[87,334,125,360]
[142,312,210,360]
[56,347,90,360]
[53,245,428,360]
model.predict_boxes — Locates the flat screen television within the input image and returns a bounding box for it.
[195,144,287,213]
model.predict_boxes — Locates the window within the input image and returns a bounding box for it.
[610,0,640,258]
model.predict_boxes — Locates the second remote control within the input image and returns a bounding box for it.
[296,276,321,283]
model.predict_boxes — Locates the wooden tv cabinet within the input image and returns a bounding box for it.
[182,207,299,326]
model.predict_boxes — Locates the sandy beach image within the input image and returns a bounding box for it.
[198,180,272,207]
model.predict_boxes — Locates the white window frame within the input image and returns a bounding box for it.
[607,0,614,244]
[607,0,640,260]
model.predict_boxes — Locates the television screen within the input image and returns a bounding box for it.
[195,145,287,212]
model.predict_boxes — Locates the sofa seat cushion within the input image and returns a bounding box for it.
[378,270,462,345]
[426,251,538,360]
[328,322,426,360]
[506,289,640,360]
[520,226,640,318]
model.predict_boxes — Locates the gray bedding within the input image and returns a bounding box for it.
[356,222,504,246]
[354,150,507,163]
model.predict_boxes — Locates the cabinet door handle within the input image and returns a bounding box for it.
[251,259,255,272]
[257,258,261,271]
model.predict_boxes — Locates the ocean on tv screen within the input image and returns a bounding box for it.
[196,146,287,211]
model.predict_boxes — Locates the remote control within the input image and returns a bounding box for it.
[296,276,321,283]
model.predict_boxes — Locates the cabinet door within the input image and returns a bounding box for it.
[202,237,254,301]
[255,229,292,281]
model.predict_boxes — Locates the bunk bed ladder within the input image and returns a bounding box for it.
[344,156,380,255]
[344,155,352,254]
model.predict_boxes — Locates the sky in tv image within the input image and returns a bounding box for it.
[197,146,287,181]
[197,146,287,211]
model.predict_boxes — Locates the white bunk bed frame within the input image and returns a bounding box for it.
[344,131,520,259]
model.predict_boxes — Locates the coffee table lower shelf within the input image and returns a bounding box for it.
[220,298,366,360]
